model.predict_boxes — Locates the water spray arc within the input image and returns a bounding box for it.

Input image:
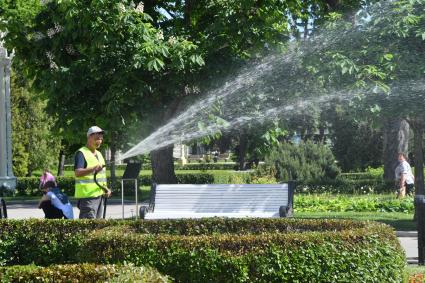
[121,1,420,162]
[120,0,406,161]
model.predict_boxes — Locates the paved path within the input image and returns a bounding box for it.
[397,231,418,264]
[2,201,419,263]
[5,199,145,220]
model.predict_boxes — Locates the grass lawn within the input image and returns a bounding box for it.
[294,211,415,231]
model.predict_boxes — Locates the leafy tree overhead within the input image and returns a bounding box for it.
[300,0,423,179]
[1,0,202,141]
[1,0,203,183]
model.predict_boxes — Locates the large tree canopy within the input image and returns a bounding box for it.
[0,0,203,145]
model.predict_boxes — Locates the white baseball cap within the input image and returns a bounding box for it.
[87,126,105,137]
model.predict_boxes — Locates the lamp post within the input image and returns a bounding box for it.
[0,43,16,213]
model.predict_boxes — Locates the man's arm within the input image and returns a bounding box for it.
[400,173,407,188]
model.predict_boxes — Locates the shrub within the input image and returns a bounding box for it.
[339,172,381,180]
[263,141,341,182]
[15,172,252,197]
[0,218,405,282]
[80,221,404,282]
[294,194,414,213]
[0,263,169,282]
[16,177,75,196]
[63,163,238,171]
[295,178,395,194]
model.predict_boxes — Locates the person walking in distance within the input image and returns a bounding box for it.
[395,152,415,198]
[74,126,111,218]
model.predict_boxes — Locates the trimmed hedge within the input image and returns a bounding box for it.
[0,218,405,282]
[0,263,169,282]
[15,172,251,197]
[296,178,395,194]
[16,172,394,197]
[339,172,381,180]
[64,163,237,171]
[15,173,217,197]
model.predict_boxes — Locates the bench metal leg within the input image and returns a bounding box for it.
[279,206,292,217]
[0,198,7,219]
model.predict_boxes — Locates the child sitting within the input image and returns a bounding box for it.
[38,180,74,219]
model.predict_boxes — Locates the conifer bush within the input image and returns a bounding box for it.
[263,141,341,182]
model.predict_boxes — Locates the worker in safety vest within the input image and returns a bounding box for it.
[74,126,111,218]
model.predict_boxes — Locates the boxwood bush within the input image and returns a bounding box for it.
[15,172,250,197]
[0,263,169,282]
[0,218,405,282]
[15,172,394,197]
[64,163,237,171]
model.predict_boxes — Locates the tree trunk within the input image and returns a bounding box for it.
[383,118,409,181]
[151,145,177,184]
[318,126,326,143]
[218,133,231,153]
[150,98,182,185]
[57,149,65,176]
[238,131,248,171]
[411,123,424,195]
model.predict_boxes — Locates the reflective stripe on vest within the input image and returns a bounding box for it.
[75,146,107,198]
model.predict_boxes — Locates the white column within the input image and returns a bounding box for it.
[0,48,7,177]
[0,45,16,191]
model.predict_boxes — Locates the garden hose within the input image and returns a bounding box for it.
[94,166,110,219]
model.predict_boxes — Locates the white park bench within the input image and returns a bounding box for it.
[140,182,295,219]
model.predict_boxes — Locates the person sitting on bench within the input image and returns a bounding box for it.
[38,181,74,219]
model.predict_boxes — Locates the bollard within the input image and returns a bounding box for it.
[415,195,425,264]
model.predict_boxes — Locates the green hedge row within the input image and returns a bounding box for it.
[15,173,393,197]
[0,263,169,283]
[339,172,381,180]
[15,173,217,197]
[64,162,237,171]
[297,178,394,194]
[0,218,405,282]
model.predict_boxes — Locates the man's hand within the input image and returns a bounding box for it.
[93,165,103,173]
[104,188,112,198]
[75,164,104,177]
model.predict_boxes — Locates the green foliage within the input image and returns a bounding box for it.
[295,194,414,213]
[296,178,395,195]
[16,170,396,196]
[15,173,237,196]
[0,263,169,283]
[64,162,238,171]
[264,141,341,182]
[1,0,203,148]
[323,103,383,172]
[11,74,60,176]
[0,218,404,282]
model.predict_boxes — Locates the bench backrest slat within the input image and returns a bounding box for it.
[150,184,291,215]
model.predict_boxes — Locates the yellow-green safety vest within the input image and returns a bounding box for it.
[75,146,107,198]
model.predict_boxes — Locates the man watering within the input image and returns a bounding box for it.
[74,126,111,218]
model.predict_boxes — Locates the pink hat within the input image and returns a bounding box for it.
[40,171,56,186]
